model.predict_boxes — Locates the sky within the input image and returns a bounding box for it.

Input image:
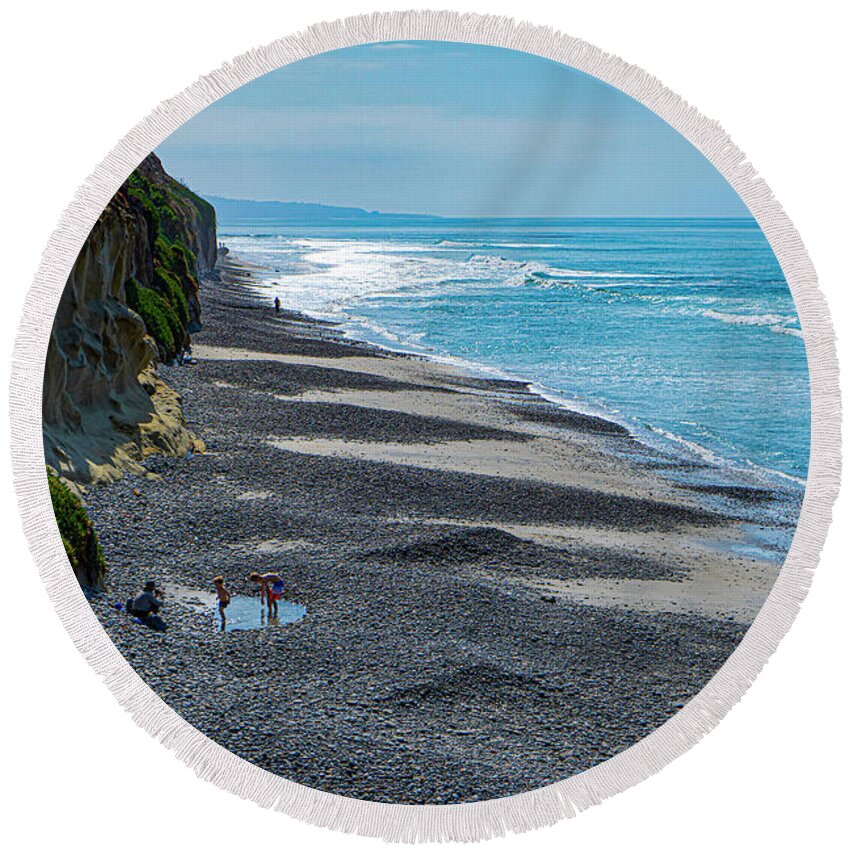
[155,41,749,218]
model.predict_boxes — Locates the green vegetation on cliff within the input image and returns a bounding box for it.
[43,153,215,484]
[126,168,215,359]
[126,277,183,356]
[47,470,107,587]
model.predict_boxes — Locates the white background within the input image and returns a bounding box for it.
[1,2,847,847]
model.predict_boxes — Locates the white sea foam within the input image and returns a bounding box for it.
[646,424,725,466]
[491,242,571,249]
[530,269,661,282]
[345,316,406,345]
[437,240,579,250]
[742,459,807,487]
[701,309,805,339]
[702,309,793,327]
[771,325,804,338]
[222,227,809,487]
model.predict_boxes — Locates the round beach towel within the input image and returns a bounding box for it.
[9,11,840,842]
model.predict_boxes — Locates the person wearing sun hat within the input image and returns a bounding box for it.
[128,580,166,631]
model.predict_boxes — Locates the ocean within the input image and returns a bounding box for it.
[217,217,810,492]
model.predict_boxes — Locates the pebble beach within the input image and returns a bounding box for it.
[81,255,790,804]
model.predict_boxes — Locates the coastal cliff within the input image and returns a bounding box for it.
[43,153,216,484]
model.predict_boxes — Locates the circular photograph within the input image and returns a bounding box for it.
[43,40,809,805]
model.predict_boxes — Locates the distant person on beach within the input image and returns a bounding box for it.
[274,296,281,313]
[249,571,284,618]
[213,576,231,628]
[127,580,166,631]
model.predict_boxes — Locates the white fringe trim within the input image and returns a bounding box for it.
[7,10,841,843]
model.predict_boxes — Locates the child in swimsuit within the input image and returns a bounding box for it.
[213,576,231,628]
[249,571,284,618]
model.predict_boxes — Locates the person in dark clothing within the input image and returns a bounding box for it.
[274,296,281,313]
[127,581,167,631]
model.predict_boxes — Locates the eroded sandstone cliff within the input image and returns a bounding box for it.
[43,154,216,483]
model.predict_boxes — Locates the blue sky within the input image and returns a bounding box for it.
[156,41,748,218]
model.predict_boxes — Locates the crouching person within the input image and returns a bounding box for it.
[127,580,167,632]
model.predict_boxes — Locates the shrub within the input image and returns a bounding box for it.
[47,470,107,586]
[128,172,177,232]
[126,277,183,357]
[124,165,205,359]
[164,240,196,280]
[153,266,190,327]
[125,164,215,360]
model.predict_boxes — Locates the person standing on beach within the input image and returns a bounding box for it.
[213,576,231,629]
[274,296,281,313]
[249,571,284,618]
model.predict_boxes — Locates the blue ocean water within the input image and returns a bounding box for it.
[219,218,810,488]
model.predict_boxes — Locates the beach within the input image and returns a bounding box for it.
[82,255,791,804]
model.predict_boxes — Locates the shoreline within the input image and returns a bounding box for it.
[191,252,795,613]
[80,252,793,803]
[227,250,807,498]
[218,252,802,554]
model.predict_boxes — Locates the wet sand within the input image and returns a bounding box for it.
[82,255,790,804]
